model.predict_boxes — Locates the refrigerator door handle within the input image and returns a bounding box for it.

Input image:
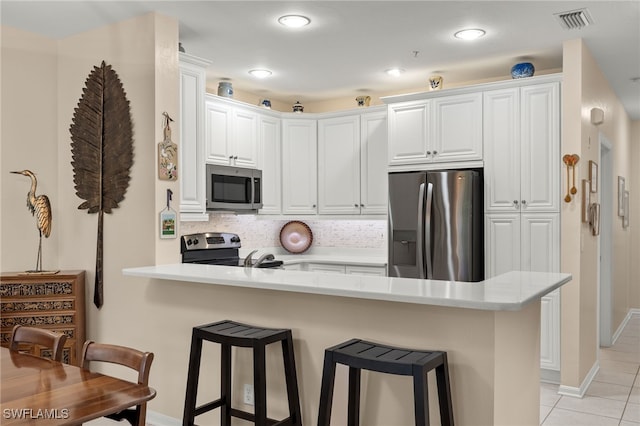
[425,182,434,279]
[416,183,426,279]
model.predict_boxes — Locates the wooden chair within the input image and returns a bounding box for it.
[80,340,154,426]
[9,325,68,362]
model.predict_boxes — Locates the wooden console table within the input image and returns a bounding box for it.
[0,271,86,365]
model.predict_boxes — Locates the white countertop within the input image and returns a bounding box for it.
[123,263,571,311]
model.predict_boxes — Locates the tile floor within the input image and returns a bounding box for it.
[540,315,640,425]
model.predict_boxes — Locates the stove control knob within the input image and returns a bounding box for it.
[230,236,240,243]
[193,239,199,246]
[186,239,192,246]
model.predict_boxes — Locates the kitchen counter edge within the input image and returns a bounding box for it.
[123,264,571,312]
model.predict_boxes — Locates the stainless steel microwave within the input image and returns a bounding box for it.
[205,164,262,212]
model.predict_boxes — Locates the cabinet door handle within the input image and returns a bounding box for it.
[360,204,364,207]
[433,150,438,155]
[233,156,238,160]
[521,200,527,205]
[354,204,359,208]
[514,200,519,206]
[426,151,431,155]
[312,204,316,208]
[228,155,233,159]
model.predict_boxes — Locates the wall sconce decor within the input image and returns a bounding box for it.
[589,160,598,193]
[590,107,605,125]
[562,154,580,202]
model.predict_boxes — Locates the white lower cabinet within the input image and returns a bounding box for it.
[306,263,346,274]
[485,212,560,372]
[345,265,387,276]
[284,262,386,276]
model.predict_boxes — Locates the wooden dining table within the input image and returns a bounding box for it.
[0,347,156,425]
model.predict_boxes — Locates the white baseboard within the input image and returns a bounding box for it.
[147,411,181,426]
[612,309,640,345]
[540,368,560,384]
[557,360,599,398]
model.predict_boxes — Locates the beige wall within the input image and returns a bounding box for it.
[1,8,180,404]
[560,39,636,389]
[1,27,59,272]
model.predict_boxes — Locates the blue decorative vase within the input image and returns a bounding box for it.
[511,62,535,79]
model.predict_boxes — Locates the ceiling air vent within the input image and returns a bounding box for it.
[555,8,593,30]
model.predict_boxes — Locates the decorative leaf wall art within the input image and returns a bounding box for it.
[70,61,134,308]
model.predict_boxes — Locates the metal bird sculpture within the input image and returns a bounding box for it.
[10,170,52,272]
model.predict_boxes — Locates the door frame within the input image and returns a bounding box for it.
[598,134,613,347]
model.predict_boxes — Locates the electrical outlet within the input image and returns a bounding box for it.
[243,383,254,405]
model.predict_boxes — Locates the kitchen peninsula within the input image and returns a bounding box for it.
[125,264,570,425]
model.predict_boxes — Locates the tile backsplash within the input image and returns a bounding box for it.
[180,214,386,249]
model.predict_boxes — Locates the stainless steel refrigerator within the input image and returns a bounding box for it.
[388,169,484,281]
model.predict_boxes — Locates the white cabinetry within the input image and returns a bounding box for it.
[204,96,259,168]
[345,265,387,276]
[306,263,346,274]
[304,263,387,276]
[360,111,388,215]
[258,114,281,215]
[483,76,561,376]
[485,212,560,372]
[178,53,211,220]
[484,83,560,212]
[282,118,318,215]
[485,213,559,277]
[318,115,361,214]
[317,109,388,215]
[387,92,482,167]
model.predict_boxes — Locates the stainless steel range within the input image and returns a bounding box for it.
[180,232,282,268]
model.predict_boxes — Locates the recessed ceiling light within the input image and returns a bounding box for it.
[249,69,272,79]
[385,68,405,77]
[278,15,311,28]
[454,28,486,40]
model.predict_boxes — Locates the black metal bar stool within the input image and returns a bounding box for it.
[183,320,302,426]
[317,338,454,426]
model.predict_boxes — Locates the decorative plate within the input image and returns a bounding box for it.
[279,221,313,254]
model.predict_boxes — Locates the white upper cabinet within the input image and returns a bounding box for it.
[318,115,361,214]
[317,109,388,215]
[431,93,483,162]
[388,100,429,165]
[282,118,318,215]
[258,114,281,215]
[178,53,210,219]
[360,110,388,214]
[387,92,482,166]
[204,96,259,168]
[484,81,560,213]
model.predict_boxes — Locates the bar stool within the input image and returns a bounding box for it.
[183,320,302,426]
[317,338,454,426]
